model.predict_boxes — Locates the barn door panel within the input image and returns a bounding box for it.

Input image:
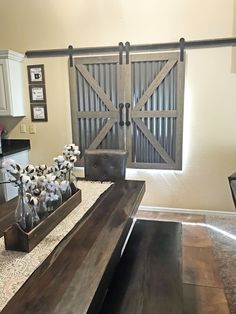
[127,52,184,169]
[72,56,124,165]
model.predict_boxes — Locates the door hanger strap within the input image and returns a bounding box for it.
[179,38,185,62]
[68,45,74,67]
[118,41,130,65]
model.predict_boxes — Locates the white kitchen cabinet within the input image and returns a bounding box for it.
[0,50,25,116]
[0,150,29,202]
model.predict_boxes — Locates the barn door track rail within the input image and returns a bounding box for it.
[25,37,236,66]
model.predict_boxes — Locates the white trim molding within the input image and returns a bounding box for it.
[138,205,236,216]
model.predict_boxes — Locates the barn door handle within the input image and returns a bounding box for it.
[119,103,124,126]
[125,103,131,126]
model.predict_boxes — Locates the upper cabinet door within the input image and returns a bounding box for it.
[0,50,25,117]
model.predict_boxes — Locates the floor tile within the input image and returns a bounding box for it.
[183,284,230,314]
[183,246,223,288]
[183,225,212,248]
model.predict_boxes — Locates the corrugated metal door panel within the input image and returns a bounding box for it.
[129,58,179,167]
[74,61,121,161]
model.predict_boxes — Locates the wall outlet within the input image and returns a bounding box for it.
[20,124,27,133]
[29,124,36,134]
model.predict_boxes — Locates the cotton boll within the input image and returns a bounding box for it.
[2,159,16,169]
[69,156,77,163]
[57,155,65,164]
[7,167,18,175]
[39,164,47,174]
[25,164,35,174]
[73,149,80,156]
[19,174,31,184]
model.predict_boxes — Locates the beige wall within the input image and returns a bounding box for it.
[232,0,236,72]
[0,0,236,211]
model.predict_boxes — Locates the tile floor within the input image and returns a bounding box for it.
[136,210,230,314]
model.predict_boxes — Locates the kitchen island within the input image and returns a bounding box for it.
[0,179,145,314]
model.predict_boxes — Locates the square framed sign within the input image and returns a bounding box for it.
[29,85,46,103]
[31,104,48,122]
[27,64,45,84]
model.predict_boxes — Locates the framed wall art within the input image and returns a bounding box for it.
[27,64,45,84]
[27,64,48,122]
[30,103,48,122]
[29,85,46,103]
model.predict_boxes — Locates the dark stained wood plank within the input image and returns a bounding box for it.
[1,180,145,314]
[0,197,17,237]
[183,246,223,288]
[183,284,230,314]
[100,220,183,314]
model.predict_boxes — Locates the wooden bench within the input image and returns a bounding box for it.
[100,219,183,314]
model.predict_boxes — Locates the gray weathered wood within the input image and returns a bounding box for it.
[131,110,177,118]
[117,64,126,149]
[175,59,185,170]
[77,111,118,119]
[122,64,132,163]
[130,52,179,62]
[74,55,118,65]
[127,161,177,170]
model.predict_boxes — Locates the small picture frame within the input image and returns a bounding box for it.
[27,64,45,84]
[31,104,48,122]
[29,85,46,103]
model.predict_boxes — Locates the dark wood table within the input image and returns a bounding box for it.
[0,180,145,314]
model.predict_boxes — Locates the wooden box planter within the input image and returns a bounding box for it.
[4,189,82,253]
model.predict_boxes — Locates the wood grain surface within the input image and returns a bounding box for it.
[100,220,183,314]
[0,197,17,237]
[1,180,145,314]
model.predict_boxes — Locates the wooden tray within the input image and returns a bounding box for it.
[4,189,82,252]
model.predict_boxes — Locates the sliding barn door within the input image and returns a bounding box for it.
[69,52,185,169]
[69,56,124,165]
[127,52,184,169]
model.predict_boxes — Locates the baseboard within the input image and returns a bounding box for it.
[138,205,236,216]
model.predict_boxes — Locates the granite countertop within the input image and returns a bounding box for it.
[0,139,30,157]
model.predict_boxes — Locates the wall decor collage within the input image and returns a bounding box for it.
[27,64,48,122]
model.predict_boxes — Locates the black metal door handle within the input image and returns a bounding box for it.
[125,103,131,126]
[119,103,124,126]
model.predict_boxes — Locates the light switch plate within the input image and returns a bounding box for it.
[20,124,27,133]
[29,124,36,134]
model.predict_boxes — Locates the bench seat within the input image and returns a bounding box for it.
[100,219,183,314]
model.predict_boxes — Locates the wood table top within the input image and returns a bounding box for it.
[0,180,145,314]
